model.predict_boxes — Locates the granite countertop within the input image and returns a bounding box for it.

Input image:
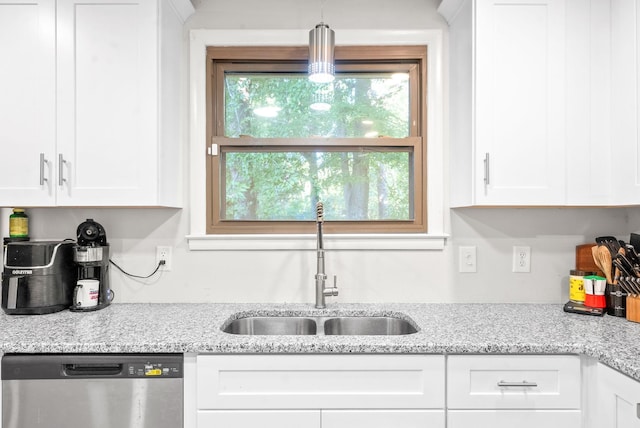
[0,303,639,380]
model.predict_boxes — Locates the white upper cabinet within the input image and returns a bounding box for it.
[611,0,640,205]
[564,0,613,205]
[441,0,640,206]
[0,0,192,207]
[56,0,157,206]
[564,0,640,206]
[0,0,56,206]
[441,0,567,206]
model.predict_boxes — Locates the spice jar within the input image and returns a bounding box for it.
[569,269,595,303]
[9,208,29,239]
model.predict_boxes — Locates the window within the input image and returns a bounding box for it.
[206,46,427,234]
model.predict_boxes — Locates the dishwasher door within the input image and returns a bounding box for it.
[2,354,183,428]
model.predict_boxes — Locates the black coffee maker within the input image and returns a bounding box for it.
[71,219,113,311]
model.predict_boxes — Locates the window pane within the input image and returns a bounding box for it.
[224,73,410,138]
[222,150,413,221]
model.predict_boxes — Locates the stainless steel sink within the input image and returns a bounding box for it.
[323,316,418,335]
[223,317,317,335]
[222,315,418,336]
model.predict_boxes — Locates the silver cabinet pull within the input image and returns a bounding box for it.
[497,380,538,387]
[39,153,48,185]
[58,153,67,186]
[483,152,490,185]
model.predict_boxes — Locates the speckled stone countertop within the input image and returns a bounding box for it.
[1,303,639,380]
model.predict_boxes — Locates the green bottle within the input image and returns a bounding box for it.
[9,208,29,238]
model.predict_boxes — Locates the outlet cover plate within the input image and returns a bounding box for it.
[512,246,531,273]
[156,246,172,271]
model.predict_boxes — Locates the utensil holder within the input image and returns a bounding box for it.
[626,296,640,323]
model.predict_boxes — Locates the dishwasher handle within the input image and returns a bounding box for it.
[63,363,123,377]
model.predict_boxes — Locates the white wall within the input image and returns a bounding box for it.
[1,0,634,305]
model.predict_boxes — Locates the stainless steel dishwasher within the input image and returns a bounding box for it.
[2,354,183,428]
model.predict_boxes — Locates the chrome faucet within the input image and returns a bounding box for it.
[315,202,338,309]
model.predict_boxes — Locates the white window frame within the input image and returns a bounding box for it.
[187,29,447,251]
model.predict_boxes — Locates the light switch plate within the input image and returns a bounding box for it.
[459,246,477,273]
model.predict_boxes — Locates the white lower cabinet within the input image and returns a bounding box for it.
[447,355,582,428]
[197,409,443,428]
[448,410,580,427]
[196,354,445,428]
[193,354,587,428]
[595,363,640,427]
[322,410,444,428]
[198,410,320,428]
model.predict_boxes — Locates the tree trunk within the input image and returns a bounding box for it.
[350,152,369,219]
[341,152,369,219]
[243,181,258,220]
[304,152,321,219]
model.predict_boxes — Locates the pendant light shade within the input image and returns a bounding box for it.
[308,22,335,83]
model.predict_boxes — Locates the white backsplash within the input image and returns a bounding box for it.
[0,206,632,304]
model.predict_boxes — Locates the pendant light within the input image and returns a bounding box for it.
[308,1,335,83]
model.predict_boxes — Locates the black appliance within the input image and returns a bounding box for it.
[72,219,113,311]
[1,240,77,315]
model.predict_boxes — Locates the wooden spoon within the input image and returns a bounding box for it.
[591,245,602,271]
[598,245,613,284]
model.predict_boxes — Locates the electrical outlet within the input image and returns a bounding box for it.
[156,246,172,271]
[512,246,531,273]
[459,246,477,273]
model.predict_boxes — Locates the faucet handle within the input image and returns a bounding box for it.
[324,275,339,297]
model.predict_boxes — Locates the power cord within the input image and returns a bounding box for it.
[109,259,165,279]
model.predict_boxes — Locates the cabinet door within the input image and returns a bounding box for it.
[322,410,444,428]
[0,0,56,206]
[448,410,580,428]
[474,0,566,205]
[197,410,320,428]
[447,354,581,410]
[564,0,612,205]
[197,354,444,410]
[596,363,640,428]
[611,0,640,204]
[56,0,159,206]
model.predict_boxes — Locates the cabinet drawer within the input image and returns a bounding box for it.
[197,410,320,428]
[448,410,581,428]
[197,354,444,410]
[322,410,445,428]
[447,355,581,409]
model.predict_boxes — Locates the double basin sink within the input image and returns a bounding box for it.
[222,315,418,336]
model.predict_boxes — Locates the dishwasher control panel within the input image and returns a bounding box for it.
[128,362,182,378]
[2,354,184,380]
